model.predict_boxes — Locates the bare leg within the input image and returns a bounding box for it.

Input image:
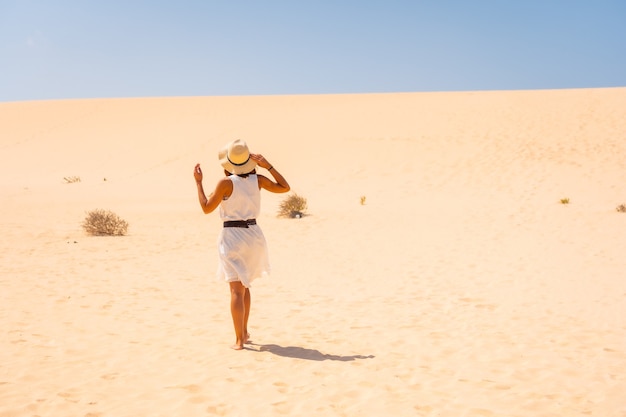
[229,281,246,350]
[243,287,251,343]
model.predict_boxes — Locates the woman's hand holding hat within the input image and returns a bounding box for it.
[250,153,272,170]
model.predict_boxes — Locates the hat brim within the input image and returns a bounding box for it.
[219,154,257,175]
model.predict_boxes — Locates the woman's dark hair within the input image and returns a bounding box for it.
[224,169,256,178]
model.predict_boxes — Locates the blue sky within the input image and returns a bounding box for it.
[1,0,625,102]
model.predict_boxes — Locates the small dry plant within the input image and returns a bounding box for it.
[64,176,81,184]
[360,196,367,205]
[560,198,570,205]
[82,209,128,236]
[616,204,626,213]
[278,193,307,218]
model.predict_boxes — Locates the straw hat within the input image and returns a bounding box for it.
[219,139,257,175]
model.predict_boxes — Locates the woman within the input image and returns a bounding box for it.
[194,139,290,350]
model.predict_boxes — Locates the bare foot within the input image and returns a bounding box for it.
[244,333,252,344]
[230,343,244,350]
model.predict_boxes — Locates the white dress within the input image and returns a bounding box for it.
[216,174,270,287]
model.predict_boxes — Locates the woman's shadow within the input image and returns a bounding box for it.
[249,343,374,362]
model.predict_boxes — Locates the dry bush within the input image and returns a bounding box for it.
[560,198,570,204]
[82,209,128,236]
[617,204,626,213]
[64,176,81,184]
[278,193,307,218]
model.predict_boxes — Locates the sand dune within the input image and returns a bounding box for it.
[1,88,625,416]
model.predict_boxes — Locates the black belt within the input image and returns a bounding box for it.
[223,219,257,228]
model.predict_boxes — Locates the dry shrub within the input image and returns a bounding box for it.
[82,209,128,236]
[278,193,307,218]
[617,204,626,213]
[64,176,81,184]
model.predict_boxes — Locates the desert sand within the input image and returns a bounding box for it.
[1,88,625,416]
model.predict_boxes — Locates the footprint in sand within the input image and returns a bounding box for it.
[468,408,495,416]
[187,396,207,404]
[272,381,289,394]
[205,403,232,415]
[57,391,79,403]
[475,303,497,311]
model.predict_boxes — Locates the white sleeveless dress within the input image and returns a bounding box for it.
[216,174,270,287]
